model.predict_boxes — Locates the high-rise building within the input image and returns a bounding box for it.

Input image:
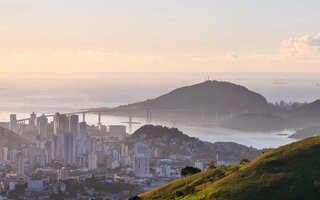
[156,165,171,177]
[153,147,163,158]
[134,153,150,177]
[88,152,98,170]
[111,160,120,169]
[36,154,47,167]
[29,147,45,168]
[76,144,86,156]
[53,113,59,135]
[37,114,48,141]
[120,144,129,167]
[112,149,120,162]
[53,135,59,161]
[120,144,129,159]
[29,112,37,127]
[54,113,68,136]
[54,113,68,160]
[134,142,150,158]
[134,142,151,177]
[9,149,19,163]
[0,146,8,161]
[9,114,18,133]
[69,115,79,137]
[99,125,107,134]
[79,122,88,141]
[16,152,25,176]
[87,138,95,153]
[63,132,76,166]
[97,151,106,167]
[57,168,68,182]
[77,155,87,168]
[44,141,54,163]
[46,122,54,140]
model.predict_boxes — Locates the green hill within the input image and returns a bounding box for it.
[139,136,320,200]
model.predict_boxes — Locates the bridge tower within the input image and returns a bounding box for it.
[122,111,141,134]
[146,110,152,124]
[82,112,86,122]
[97,112,102,126]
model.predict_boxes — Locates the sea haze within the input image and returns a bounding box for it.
[0,72,318,148]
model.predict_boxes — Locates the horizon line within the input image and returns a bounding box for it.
[1,71,320,74]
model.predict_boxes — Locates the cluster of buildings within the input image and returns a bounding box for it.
[9,113,92,168]
[6,112,169,178]
[273,100,307,111]
[0,112,209,199]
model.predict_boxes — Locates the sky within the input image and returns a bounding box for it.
[0,0,320,72]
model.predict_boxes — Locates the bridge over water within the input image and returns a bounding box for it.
[15,107,153,133]
[15,108,224,132]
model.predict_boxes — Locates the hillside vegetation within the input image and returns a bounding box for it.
[139,136,320,200]
[126,125,262,162]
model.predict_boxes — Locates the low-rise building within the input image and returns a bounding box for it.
[27,179,44,191]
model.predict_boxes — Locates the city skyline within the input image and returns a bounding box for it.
[0,1,319,199]
[1,0,320,72]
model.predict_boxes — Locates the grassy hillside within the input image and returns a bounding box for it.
[139,136,320,200]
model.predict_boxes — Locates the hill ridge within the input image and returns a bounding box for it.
[139,136,320,200]
[117,81,272,117]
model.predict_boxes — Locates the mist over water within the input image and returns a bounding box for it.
[0,72,318,148]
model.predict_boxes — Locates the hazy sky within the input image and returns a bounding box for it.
[1,0,320,72]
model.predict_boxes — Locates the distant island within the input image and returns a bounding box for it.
[97,80,320,133]
[106,81,273,122]
[289,126,320,139]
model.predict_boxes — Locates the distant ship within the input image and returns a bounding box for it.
[273,79,286,85]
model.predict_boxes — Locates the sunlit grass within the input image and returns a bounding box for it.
[140,136,320,200]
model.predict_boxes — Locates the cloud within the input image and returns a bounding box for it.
[1,33,320,72]
[280,34,320,58]
[215,33,320,62]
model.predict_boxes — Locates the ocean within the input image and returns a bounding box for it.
[0,72,319,149]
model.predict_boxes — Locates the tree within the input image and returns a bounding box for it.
[240,159,250,165]
[207,161,217,169]
[8,183,26,200]
[128,196,141,200]
[181,166,201,177]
